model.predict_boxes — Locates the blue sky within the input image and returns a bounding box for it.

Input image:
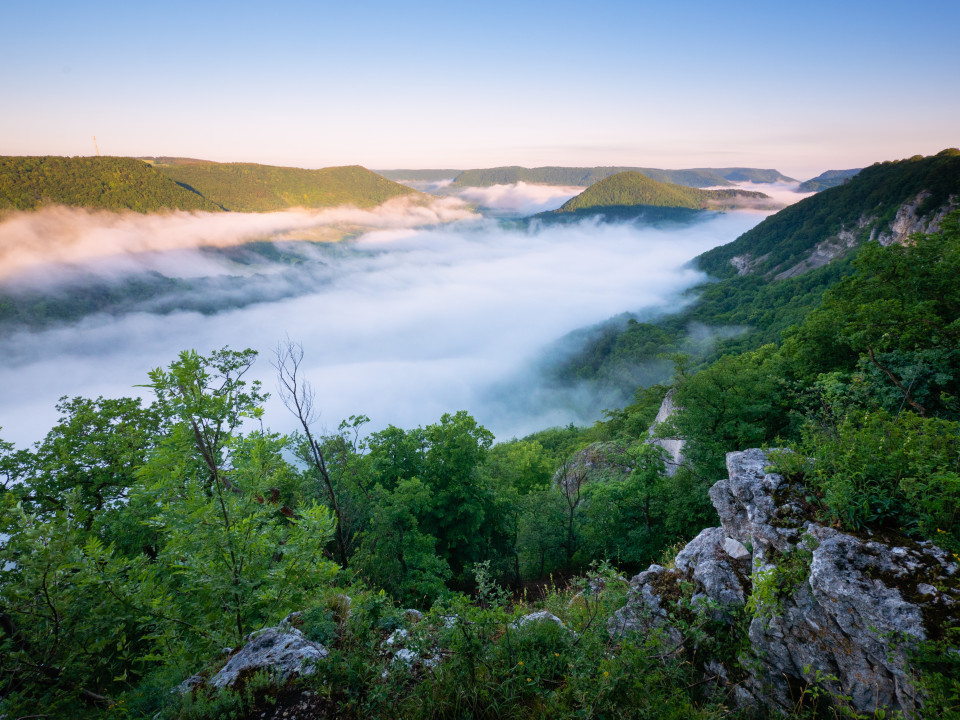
[2,0,958,179]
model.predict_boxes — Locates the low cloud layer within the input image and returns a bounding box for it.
[0,196,475,283]
[0,204,769,448]
[454,182,582,215]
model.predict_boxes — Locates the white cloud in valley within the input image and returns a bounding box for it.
[0,187,773,448]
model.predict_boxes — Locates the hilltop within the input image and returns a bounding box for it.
[150,160,418,212]
[547,171,772,218]
[0,156,222,213]
[451,165,795,189]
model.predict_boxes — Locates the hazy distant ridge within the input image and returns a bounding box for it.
[797,168,862,192]
[451,165,795,189]
[377,169,461,182]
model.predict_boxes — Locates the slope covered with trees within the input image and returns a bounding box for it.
[555,149,960,388]
[153,161,417,212]
[0,156,222,213]
[698,149,960,279]
[450,165,794,189]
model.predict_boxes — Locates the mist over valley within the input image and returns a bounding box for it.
[0,182,781,448]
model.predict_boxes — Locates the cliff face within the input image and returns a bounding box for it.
[609,449,959,716]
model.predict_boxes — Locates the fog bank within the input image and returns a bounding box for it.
[0,191,769,448]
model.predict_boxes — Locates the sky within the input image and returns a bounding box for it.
[1,0,959,180]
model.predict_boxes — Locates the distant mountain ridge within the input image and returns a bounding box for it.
[0,156,418,214]
[797,168,862,193]
[376,169,461,182]
[549,172,772,217]
[451,165,795,189]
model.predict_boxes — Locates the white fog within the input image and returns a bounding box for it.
[0,184,786,448]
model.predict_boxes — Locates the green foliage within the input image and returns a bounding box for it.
[155,162,416,212]
[746,534,818,623]
[352,478,452,607]
[0,156,221,212]
[670,344,793,480]
[790,411,960,550]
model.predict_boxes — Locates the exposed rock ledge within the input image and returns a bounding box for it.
[609,448,959,716]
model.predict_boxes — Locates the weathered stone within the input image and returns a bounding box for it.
[675,527,751,610]
[723,537,751,561]
[646,389,684,476]
[611,448,960,717]
[512,610,566,630]
[209,627,328,689]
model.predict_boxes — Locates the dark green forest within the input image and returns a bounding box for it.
[2,185,959,718]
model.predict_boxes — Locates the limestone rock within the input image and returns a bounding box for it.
[646,389,684,476]
[610,448,960,717]
[209,627,329,689]
[512,610,567,630]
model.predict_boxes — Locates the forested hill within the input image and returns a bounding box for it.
[697,148,960,280]
[796,167,861,192]
[150,160,418,212]
[0,156,222,213]
[0,156,420,214]
[551,171,771,215]
[450,165,795,189]
[553,149,960,389]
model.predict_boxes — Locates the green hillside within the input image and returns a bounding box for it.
[697,149,960,279]
[554,149,960,389]
[451,165,794,189]
[796,167,861,192]
[153,161,417,212]
[0,156,221,213]
[551,171,770,214]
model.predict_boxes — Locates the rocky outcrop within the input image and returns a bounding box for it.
[646,389,684,476]
[876,192,958,246]
[209,625,329,689]
[610,448,960,716]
